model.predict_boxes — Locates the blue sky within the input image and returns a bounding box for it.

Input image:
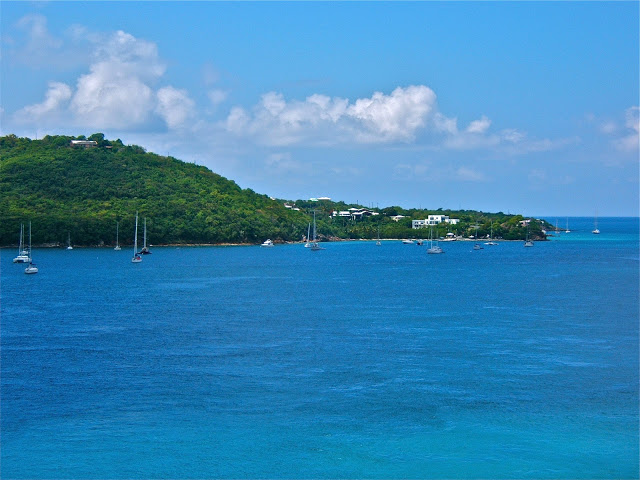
[2,1,638,216]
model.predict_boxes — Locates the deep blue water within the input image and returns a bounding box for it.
[1,217,638,479]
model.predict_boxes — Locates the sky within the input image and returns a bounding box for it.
[1,1,638,216]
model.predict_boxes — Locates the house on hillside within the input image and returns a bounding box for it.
[70,140,98,148]
[412,215,460,229]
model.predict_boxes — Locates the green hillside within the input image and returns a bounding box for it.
[0,134,549,246]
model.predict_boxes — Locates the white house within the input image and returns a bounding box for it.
[412,215,460,229]
[70,140,98,148]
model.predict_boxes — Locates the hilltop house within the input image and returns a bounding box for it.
[70,140,98,148]
[412,215,460,229]
[332,208,379,220]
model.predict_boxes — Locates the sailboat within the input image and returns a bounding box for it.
[376,223,381,246]
[304,222,312,248]
[310,211,324,251]
[524,223,534,247]
[24,221,38,274]
[565,217,570,234]
[132,212,142,263]
[139,218,151,254]
[66,232,73,250]
[473,224,483,250]
[13,223,30,263]
[114,221,121,250]
[484,223,498,245]
[592,211,600,234]
[427,225,444,254]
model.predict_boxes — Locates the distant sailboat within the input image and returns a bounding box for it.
[140,218,151,254]
[66,232,73,250]
[565,217,570,234]
[376,223,381,246]
[310,211,324,251]
[13,223,30,263]
[427,225,444,254]
[304,222,312,248]
[114,221,121,250]
[524,223,534,247]
[132,212,142,263]
[484,223,498,246]
[473,224,483,250]
[24,221,38,274]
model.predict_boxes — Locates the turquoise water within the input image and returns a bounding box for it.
[1,217,638,478]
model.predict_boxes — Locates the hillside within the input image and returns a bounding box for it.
[0,134,549,246]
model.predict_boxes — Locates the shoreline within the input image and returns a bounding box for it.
[1,236,548,250]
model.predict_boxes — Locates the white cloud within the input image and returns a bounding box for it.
[613,106,639,152]
[208,89,228,106]
[70,61,156,128]
[466,115,491,134]
[15,82,71,122]
[13,27,184,130]
[225,85,436,146]
[156,86,195,130]
[346,85,436,142]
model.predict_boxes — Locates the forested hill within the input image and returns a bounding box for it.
[0,134,549,246]
[0,134,307,246]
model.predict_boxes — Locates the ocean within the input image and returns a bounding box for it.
[1,217,638,479]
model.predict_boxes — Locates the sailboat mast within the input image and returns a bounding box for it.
[19,223,24,254]
[134,213,139,253]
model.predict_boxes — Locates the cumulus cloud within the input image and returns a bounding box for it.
[346,86,436,141]
[71,62,156,128]
[156,86,195,129]
[225,86,436,146]
[11,27,202,130]
[15,82,71,122]
[613,106,639,152]
[466,115,491,134]
[68,30,165,128]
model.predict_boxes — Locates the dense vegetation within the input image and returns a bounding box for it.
[0,134,549,247]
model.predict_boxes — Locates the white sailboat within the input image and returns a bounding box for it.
[310,211,324,250]
[66,232,73,250]
[427,225,444,254]
[592,211,600,234]
[24,221,38,274]
[13,223,30,263]
[484,223,498,245]
[524,223,534,247]
[114,221,121,250]
[376,223,381,246]
[473,224,483,250]
[140,218,151,254]
[565,217,570,234]
[132,212,142,263]
[304,222,312,248]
